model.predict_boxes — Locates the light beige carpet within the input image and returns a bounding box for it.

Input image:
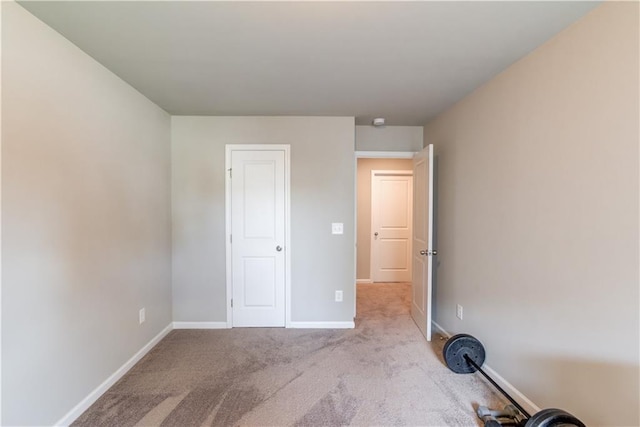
[72,283,506,426]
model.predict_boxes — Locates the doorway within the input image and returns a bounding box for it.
[354,147,435,341]
[356,156,414,283]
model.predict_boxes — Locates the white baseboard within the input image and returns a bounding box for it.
[173,321,354,329]
[172,321,229,329]
[431,321,541,416]
[356,279,373,284]
[481,363,541,415]
[288,321,355,329]
[55,323,173,426]
[432,320,449,337]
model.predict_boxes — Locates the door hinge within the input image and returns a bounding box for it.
[230,234,232,243]
[228,168,232,178]
[231,298,233,308]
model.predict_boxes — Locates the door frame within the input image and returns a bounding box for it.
[225,144,291,328]
[370,169,413,282]
[354,151,417,318]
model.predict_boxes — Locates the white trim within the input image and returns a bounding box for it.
[430,321,541,416]
[289,321,355,329]
[284,147,292,328]
[225,144,292,328]
[370,169,413,177]
[355,151,416,159]
[481,365,541,416]
[54,323,173,426]
[172,322,229,329]
[353,155,358,320]
[432,321,449,337]
[225,146,232,327]
[356,279,373,284]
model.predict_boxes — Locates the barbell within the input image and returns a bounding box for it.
[443,334,586,427]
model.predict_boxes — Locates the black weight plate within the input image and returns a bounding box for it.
[442,334,486,374]
[525,408,586,427]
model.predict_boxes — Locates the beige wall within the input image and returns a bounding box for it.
[2,3,172,425]
[171,116,355,323]
[424,3,639,425]
[357,158,413,280]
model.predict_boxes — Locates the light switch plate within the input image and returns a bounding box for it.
[331,223,344,235]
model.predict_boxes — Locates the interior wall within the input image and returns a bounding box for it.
[171,116,355,323]
[423,3,639,425]
[1,3,173,425]
[355,126,423,152]
[356,158,413,281]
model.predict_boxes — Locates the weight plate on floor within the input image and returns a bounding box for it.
[525,408,586,427]
[442,334,486,374]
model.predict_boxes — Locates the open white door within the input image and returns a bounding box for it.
[411,144,435,340]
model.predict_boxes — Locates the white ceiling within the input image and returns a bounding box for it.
[18,1,600,125]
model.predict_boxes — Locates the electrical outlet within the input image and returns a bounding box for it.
[335,290,343,302]
[139,308,146,324]
[456,304,463,320]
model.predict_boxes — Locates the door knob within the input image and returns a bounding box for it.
[374,232,379,237]
[420,250,427,255]
[276,245,282,252]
